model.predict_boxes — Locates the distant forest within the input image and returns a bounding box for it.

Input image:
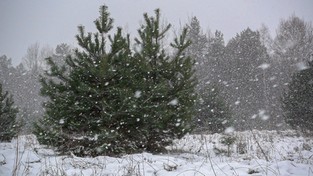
[1,14,312,134]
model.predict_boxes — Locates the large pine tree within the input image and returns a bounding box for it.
[131,9,196,152]
[0,83,18,141]
[225,28,270,130]
[35,5,196,156]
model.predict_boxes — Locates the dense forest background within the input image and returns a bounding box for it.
[1,14,312,134]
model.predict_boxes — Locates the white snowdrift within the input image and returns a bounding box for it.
[0,130,312,176]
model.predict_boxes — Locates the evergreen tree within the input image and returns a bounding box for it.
[258,24,274,55]
[185,17,209,90]
[132,9,197,151]
[251,16,313,131]
[35,5,133,156]
[0,54,46,134]
[0,55,16,88]
[184,19,231,133]
[0,83,18,141]
[225,28,270,130]
[35,5,196,156]
[195,84,232,133]
[282,60,313,134]
[207,30,227,84]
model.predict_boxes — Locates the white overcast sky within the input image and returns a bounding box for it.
[0,0,312,65]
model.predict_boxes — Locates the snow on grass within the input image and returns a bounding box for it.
[0,130,312,175]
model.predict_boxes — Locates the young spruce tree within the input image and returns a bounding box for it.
[35,6,196,156]
[0,83,18,141]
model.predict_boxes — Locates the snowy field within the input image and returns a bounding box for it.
[0,130,312,176]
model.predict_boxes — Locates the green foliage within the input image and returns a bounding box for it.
[225,28,270,130]
[0,83,18,141]
[185,17,209,88]
[282,61,313,134]
[195,84,233,133]
[226,28,269,80]
[220,135,236,146]
[184,18,232,134]
[34,5,196,156]
[220,135,236,157]
[132,9,196,152]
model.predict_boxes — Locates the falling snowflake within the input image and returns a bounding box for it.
[59,119,64,124]
[296,62,309,71]
[225,127,235,134]
[258,63,270,70]
[134,91,142,98]
[222,120,228,124]
[258,109,270,121]
[269,76,276,81]
[168,98,178,106]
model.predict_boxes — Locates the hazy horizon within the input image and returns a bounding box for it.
[1,0,313,66]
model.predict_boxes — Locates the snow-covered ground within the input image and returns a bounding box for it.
[1,130,312,176]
